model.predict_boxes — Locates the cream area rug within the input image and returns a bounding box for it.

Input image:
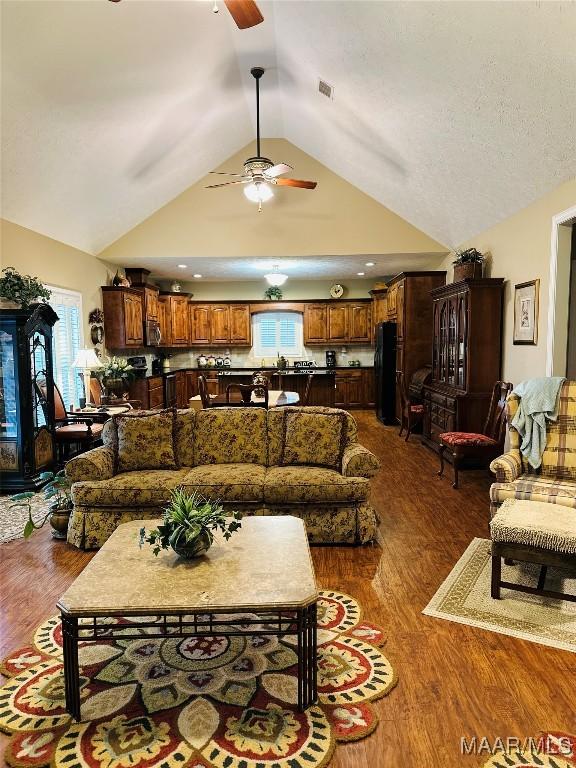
[423,538,576,653]
[0,491,50,544]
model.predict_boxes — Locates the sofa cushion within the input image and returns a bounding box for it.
[264,466,370,504]
[194,407,267,466]
[281,410,346,469]
[182,464,265,502]
[490,474,576,510]
[71,469,191,507]
[267,406,358,467]
[113,409,178,472]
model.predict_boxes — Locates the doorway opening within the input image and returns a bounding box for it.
[547,206,576,376]
[565,223,576,377]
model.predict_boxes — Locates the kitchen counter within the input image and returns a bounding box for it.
[148,365,373,378]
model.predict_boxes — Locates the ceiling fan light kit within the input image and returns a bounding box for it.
[205,67,317,211]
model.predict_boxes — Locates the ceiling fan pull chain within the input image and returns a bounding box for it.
[212,2,219,13]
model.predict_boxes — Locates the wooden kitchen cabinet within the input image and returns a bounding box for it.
[185,370,198,401]
[143,286,159,320]
[363,368,376,407]
[230,305,251,345]
[129,376,164,409]
[334,370,365,408]
[304,304,328,344]
[370,286,388,329]
[159,293,189,347]
[102,287,144,348]
[348,303,372,343]
[327,304,348,343]
[189,305,211,345]
[189,303,251,346]
[210,305,230,344]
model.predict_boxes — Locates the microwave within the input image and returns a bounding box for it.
[145,319,162,346]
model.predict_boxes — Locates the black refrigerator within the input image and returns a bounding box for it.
[374,322,397,424]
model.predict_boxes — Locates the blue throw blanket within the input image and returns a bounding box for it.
[511,377,566,469]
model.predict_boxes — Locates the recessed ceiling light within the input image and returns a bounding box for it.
[193,274,202,279]
[357,272,365,276]
[365,262,375,267]
[178,264,187,269]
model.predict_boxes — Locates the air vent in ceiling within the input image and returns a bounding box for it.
[318,78,334,100]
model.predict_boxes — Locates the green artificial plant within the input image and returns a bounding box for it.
[0,267,51,309]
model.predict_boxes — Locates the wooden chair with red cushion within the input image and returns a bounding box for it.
[396,370,426,441]
[437,380,513,489]
[36,380,104,464]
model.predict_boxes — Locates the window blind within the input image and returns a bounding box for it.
[47,287,84,409]
[252,312,303,358]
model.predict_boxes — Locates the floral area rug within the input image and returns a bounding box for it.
[0,590,397,768]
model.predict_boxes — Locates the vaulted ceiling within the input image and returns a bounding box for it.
[2,0,575,256]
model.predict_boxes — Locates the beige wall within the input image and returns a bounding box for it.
[100,139,447,263]
[439,178,576,385]
[156,278,376,300]
[1,218,116,341]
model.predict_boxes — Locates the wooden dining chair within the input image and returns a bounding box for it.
[396,370,426,441]
[197,375,212,408]
[36,380,104,464]
[438,380,513,489]
[301,374,314,406]
[225,383,269,408]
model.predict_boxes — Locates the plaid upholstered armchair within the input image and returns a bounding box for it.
[490,380,576,515]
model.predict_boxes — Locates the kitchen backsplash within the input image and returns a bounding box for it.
[166,345,375,369]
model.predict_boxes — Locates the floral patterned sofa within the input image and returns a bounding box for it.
[65,406,381,549]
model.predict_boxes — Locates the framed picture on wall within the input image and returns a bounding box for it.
[513,279,540,345]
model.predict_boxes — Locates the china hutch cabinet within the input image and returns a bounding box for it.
[0,304,58,489]
[387,271,447,421]
[422,278,505,451]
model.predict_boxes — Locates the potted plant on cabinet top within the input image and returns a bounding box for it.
[139,488,242,559]
[452,248,484,282]
[0,267,51,309]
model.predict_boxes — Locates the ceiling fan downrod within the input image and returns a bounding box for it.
[251,67,265,159]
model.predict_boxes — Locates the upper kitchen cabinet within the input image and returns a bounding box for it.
[143,286,159,321]
[158,293,190,347]
[189,303,251,346]
[102,287,144,348]
[348,302,372,343]
[305,300,372,345]
[370,286,388,329]
[230,304,251,345]
[304,304,328,344]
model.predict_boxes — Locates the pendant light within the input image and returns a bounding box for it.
[264,265,288,286]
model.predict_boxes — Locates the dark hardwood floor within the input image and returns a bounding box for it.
[1,411,573,766]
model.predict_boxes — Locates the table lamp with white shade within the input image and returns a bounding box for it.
[72,348,101,408]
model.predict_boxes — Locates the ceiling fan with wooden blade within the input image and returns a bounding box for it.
[205,67,317,211]
[107,0,264,31]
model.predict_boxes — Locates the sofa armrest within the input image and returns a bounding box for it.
[490,449,523,483]
[342,443,381,478]
[65,446,116,483]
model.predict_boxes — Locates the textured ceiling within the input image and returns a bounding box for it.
[2,1,576,255]
[120,253,446,282]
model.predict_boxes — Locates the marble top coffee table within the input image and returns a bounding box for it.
[57,515,318,720]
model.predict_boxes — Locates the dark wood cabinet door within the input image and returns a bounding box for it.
[190,305,211,345]
[396,281,405,340]
[170,296,190,346]
[304,304,328,344]
[348,303,371,343]
[334,373,348,408]
[210,305,230,344]
[230,305,251,345]
[148,380,164,409]
[327,304,349,343]
[158,297,171,346]
[123,293,144,346]
[363,369,376,407]
[347,372,364,407]
[175,371,187,408]
[144,287,159,320]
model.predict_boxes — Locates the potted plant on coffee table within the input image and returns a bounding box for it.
[452,248,484,281]
[139,488,242,559]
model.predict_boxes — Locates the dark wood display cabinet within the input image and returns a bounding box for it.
[0,304,58,489]
[422,278,505,452]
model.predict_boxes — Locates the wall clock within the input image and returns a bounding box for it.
[330,284,345,299]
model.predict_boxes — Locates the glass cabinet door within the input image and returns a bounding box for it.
[456,292,468,389]
[0,322,19,471]
[439,301,448,382]
[448,298,457,385]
